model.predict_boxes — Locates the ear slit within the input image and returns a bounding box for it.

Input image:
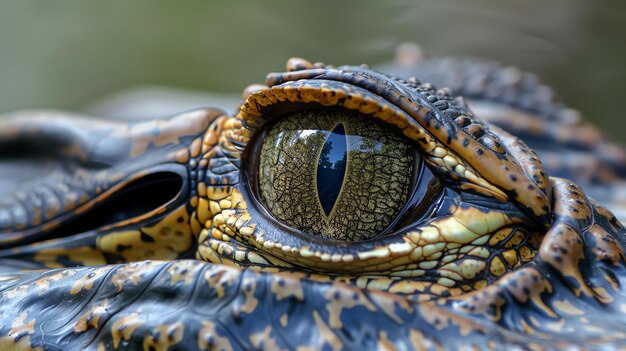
[43,171,183,240]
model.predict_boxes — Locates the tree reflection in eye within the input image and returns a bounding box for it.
[317,123,347,217]
[258,109,416,241]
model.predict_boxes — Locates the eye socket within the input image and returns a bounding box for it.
[256,109,418,241]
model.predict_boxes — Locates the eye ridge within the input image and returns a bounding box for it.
[316,122,347,217]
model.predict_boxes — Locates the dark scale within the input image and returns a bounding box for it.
[316,123,348,217]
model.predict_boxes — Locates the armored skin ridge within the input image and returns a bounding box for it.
[0,57,625,350]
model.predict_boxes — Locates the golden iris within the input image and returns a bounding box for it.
[258,109,415,241]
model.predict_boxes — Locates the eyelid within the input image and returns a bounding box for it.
[237,65,552,224]
[239,80,510,211]
[241,79,420,136]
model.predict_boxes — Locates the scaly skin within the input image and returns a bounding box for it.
[385,53,626,221]
[0,58,625,350]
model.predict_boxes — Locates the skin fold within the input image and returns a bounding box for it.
[0,57,625,350]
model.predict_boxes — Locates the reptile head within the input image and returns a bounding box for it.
[1,58,626,349]
[191,58,556,297]
[171,58,625,347]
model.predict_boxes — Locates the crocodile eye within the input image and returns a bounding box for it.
[256,109,418,241]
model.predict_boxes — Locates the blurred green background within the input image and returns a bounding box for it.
[1,1,625,141]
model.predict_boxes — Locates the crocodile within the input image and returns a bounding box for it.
[0,56,625,350]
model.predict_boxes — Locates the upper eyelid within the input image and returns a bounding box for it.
[239,79,422,141]
[238,80,511,209]
[237,65,552,222]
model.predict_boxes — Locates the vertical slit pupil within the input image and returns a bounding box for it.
[317,123,348,217]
